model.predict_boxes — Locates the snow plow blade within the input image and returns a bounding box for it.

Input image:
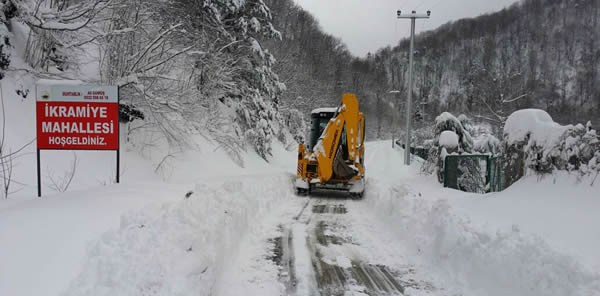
[296,93,366,198]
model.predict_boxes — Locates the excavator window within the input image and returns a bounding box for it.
[309,112,335,151]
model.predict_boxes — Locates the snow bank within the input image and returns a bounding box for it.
[360,142,600,295]
[63,174,295,296]
[365,180,600,296]
[0,183,180,296]
[504,109,570,149]
[452,173,600,270]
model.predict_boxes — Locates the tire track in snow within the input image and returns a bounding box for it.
[272,197,420,295]
[291,198,320,295]
[307,199,406,295]
[275,195,444,296]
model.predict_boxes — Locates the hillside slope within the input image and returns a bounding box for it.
[378,0,600,127]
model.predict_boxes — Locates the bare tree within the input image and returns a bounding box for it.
[19,0,116,71]
[45,152,78,193]
[0,84,34,198]
[0,82,8,198]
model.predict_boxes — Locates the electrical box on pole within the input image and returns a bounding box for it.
[397,10,430,166]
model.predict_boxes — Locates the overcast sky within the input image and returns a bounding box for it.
[295,0,521,57]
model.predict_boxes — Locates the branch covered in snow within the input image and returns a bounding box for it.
[19,0,114,31]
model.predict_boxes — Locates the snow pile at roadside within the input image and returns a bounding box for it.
[450,172,600,271]
[0,183,180,296]
[365,179,600,296]
[63,174,295,296]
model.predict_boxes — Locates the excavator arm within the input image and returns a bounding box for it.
[296,93,365,197]
[314,94,362,183]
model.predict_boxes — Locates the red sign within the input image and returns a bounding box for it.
[36,84,119,150]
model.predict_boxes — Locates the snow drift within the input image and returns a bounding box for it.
[63,174,295,296]
[365,179,600,296]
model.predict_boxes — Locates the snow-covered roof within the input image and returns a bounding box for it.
[311,107,339,114]
[504,109,571,148]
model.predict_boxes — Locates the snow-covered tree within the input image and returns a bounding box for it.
[10,0,289,164]
[0,0,14,79]
[502,110,600,186]
[422,112,475,182]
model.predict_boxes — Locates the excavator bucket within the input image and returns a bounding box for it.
[296,93,366,198]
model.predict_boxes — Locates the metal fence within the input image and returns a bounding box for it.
[443,154,504,193]
[397,141,429,160]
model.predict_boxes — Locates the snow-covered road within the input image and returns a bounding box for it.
[215,142,455,296]
[213,141,600,296]
[3,141,600,296]
[216,191,448,296]
[264,196,443,296]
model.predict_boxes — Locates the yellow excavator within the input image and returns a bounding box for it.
[296,93,366,198]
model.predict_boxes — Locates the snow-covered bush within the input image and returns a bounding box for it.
[422,112,475,181]
[457,114,472,132]
[281,108,307,144]
[439,130,459,150]
[502,109,600,185]
[423,113,501,190]
[562,122,600,177]
[474,134,500,155]
[502,109,570,181]
[434,112,474,153]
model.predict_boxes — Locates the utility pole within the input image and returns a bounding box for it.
[397,10,430,165]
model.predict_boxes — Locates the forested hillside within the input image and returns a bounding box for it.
[389,0,599,129]
[0,0,290,164]
[266,0,599,139]
[1,0,597,162]
[263,0,398,141]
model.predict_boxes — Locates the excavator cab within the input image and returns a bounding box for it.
[309,108,338,152]
[296,94,366,198]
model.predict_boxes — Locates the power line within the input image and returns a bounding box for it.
[397,0,409,7]
[427,0,444,10]
[415,0,433,10]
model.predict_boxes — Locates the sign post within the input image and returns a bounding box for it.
[36,82,119,197]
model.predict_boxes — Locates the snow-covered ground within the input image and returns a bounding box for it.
[3,2,599,295]
[2,140,600,295]
[0,132,297,296]
[449,173,600,271]
[0,182,182,296]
